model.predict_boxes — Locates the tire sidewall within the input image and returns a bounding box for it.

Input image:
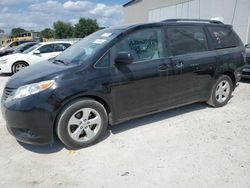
[56,99,108,149]
[211,75,233,107]
[13,61,28,73]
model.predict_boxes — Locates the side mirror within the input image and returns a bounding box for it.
[33,50,40,55]
[115,51,133,64]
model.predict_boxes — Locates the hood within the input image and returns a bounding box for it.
[0,53,23,60]
[6,60,79,88]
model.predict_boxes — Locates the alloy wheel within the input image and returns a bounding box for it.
[215,80,230,103]
[67,108,101,142]
[14,63,27,72]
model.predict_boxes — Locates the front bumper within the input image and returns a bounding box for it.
[1,93,55,145]
[241,65,250,79]
[0,63,12,74]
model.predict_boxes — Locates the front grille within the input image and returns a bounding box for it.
[2,87,16,101]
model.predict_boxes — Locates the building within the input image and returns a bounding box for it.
[0,34,11,47]
[12,32,41,42]
[0,32,42,48]
[123,0,250,43]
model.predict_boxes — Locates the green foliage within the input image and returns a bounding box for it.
[40,28,54,39]
[7,18,100,39]
[0,29,4,34]
[53,21,74,39]
[74,18,99,38]
[11,28,27,36]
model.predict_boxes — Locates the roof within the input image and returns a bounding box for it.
[123,0,142,7]
[40,41,73,45]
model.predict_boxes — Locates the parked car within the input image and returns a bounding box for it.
[1,19,245,149]
[241,43,250,78]
[0,40,35,52]
[0,41,72,73]
[0,42,38,57]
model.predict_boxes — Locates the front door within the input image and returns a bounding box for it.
[30,44,57,65]
[109,27,175,120]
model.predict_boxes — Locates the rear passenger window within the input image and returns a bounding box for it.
[166,26,208,56]
[207,26,239,49]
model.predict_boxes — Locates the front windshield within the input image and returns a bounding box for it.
[55,29,120,65]
[13,43,28,52]
[23,43,41,54]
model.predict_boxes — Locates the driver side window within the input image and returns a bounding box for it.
[38,44,54,54]
[115,28,165,63]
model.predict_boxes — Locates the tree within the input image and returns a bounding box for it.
[11,27,26,36]
[74,18,99,38]
[41,28,54,39]
[0,29,4,34]
[53,21,74,39]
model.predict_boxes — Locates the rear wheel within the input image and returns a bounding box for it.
[12,62,28,73]
[56,99,108,149]
[207,75,233,107]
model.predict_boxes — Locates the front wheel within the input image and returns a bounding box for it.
[207,75,233,107]
[56,99,108,149]
[12,62,28,73]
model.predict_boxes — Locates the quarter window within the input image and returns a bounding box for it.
[166,26,208,56]
[115,28,165,63]
[95,52,110,68]
[207,26,240,49]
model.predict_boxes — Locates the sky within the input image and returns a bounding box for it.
[0,0,129,33]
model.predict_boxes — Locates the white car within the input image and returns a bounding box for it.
[0,41,72,74]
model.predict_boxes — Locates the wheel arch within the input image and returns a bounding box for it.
[220,71,236,89]
[53,94,113,131]
[12,60,29,73]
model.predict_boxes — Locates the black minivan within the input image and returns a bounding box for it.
[1,19,245,149]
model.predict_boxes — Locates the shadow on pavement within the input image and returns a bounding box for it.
[110,102,208,135]
[0,73,12,77]
[240,78,250,83]
[18,137,64,154]
[17,103,207,153]
[18,129,111,154]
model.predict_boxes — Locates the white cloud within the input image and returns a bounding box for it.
[90,3,123,17]
[0,0,124,33]
[89,3,123,26]
[0,0,39,5]
[29,0,63,12]
[63,1,92,11]
[1,7,9,13]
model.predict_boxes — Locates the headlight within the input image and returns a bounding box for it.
[13,80,55,99]
[0,59,8,64]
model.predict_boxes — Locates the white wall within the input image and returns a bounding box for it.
[148,0,250,43]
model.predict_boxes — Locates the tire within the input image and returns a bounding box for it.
[56,98,108,149]
[12,61,28,73]
[207,75,233,107]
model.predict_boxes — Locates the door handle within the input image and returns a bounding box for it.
[158,64,168,71]
[174,61,184,68]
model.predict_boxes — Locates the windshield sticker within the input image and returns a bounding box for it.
[101,33,113,38]
[93,39,107,44]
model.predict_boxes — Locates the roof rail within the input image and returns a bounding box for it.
[162,19,224,24]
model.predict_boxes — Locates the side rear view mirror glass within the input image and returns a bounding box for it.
[33,50,40,55]
[115,51,133,64]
